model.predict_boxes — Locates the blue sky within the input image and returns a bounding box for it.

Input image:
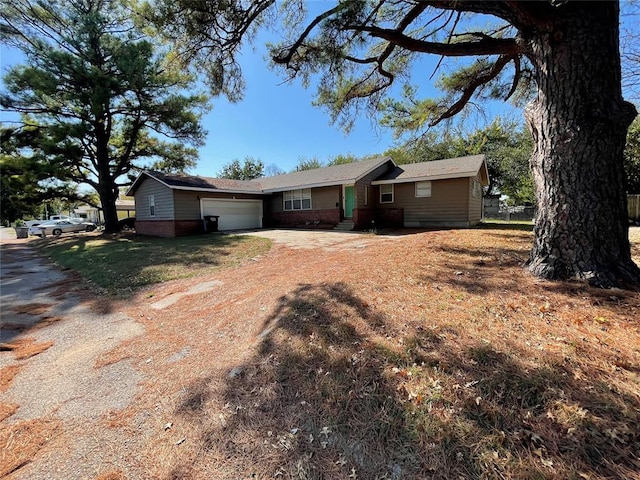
[0,36,411,177]
[194,31,519,177]
[196,40,401,176]
[0,5,521,179]
[2,3,637,179]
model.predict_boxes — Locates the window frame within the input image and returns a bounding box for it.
[148,195,155,217]
[363,185,368,206]
[380,184,394,204]
[283,188,312,211]
[472,180,482,197]
[415,181,432,198]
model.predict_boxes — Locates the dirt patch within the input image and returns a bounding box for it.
[0,417,61,477]
[238,228,399,250]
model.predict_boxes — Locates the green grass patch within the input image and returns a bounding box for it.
[35,233,271,295]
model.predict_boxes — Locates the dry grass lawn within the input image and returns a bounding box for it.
[0,418,61,477]
[85,226,640,480]
[5,226,640,479]
[0,338,55,361]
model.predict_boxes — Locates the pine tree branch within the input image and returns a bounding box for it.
[354,26,521,56]
[431,54,515,125]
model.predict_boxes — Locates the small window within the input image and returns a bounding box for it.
[149,195,155,217]
[363,185,368,206]
[380,184,394,203]
[415,181,432,197]
[283,189,312,210]
[472,180,482,197]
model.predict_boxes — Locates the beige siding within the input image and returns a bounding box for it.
[172,190,264,220]
[379,178,471,226]
[173,190,201,220]
[269,186,339,213]
[135,178,175,220]
[468,176,483,225]
[355,163,393,208]
[269,193,284,213]
[313,186,340,210]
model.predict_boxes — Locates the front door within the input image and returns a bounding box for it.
[344,185,355,218]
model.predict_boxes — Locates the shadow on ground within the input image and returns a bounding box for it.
[172,282,639,479]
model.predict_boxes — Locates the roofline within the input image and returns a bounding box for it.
[261,155,394,193]
[355,155,395,182]
[371,171,479,185]
[125,171,152,196]
[165,185,265,195]
[262,180,354,193]
[479,156,490,186]
[125,171,263,196]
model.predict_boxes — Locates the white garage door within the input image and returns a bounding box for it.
[201,198,263,230]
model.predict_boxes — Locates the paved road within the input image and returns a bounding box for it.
[1,229,71,342]
[0,227,144,480]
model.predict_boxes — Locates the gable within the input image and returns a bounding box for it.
[371,155,489,186]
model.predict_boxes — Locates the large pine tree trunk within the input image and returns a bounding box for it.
[523,2,640,287]
[96,149,120,233]
[98,178,120,233]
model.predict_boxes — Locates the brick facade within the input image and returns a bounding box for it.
[269,208,340,228]
[353,208,376,230]
[376,208,404,228]
[135,220,205,238]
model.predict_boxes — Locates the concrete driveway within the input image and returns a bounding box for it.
[237,228,404,250]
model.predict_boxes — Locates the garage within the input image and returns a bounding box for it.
[200,198,263,231]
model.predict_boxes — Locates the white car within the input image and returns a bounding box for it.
[33,219,97,237]
[28,222,46,236]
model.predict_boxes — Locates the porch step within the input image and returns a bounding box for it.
[334,220,354,231]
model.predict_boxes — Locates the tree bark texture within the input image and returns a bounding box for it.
[95,121,121,233]
[523,2,640,287]
[98,178,120,233]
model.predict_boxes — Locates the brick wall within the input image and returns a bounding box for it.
[353,208,376,230]
[175,220,205,236]
[269,208,340,227]
[376,208,404,228]
[135,220,176,237]
[135,220,205,237]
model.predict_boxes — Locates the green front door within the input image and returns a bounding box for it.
[344,185,355,218]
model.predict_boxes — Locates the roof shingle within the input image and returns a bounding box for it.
[128,154,488,196]
[372,155,488,185]
[142,171,263,193]
[253,156,392,192]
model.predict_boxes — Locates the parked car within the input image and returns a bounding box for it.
[118,217,135,231]
[27,216,86,236]
[28,222,46,236]
[34,219,97,237]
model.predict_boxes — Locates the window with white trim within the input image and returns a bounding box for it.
[148,195,155,217]
[380,184,394,203]
[283,189,312,210]
[363,185,368,205]
[415,181,432,197]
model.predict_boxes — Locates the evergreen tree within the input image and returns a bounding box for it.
[1,0,209,232]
